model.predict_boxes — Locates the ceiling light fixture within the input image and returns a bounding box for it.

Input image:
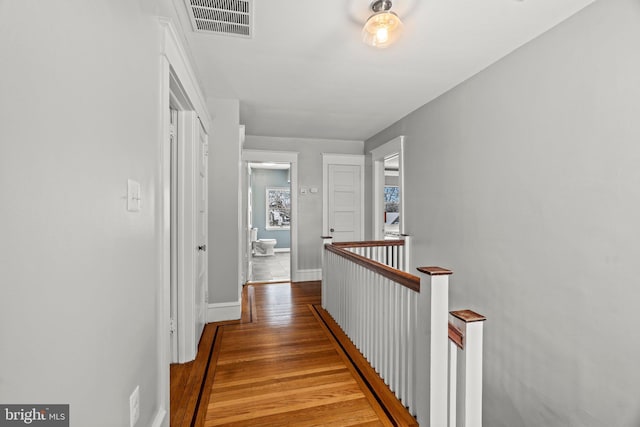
[362,0,404,48]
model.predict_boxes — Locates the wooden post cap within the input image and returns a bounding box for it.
[417,266,453,276]
[451,309,486,323]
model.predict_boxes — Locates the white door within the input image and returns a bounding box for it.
[323,154,364,242]
[195,120,208,341]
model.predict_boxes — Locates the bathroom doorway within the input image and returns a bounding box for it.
[241,149,298,287]
[247,161,291,283]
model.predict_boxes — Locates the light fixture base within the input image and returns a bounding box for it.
[370,0,393,13]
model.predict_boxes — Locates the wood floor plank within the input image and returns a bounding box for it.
[206,369,354,402]
[205,391,371,426]
[238,399,385,427]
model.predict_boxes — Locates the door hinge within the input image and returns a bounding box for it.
[169,318,176,334]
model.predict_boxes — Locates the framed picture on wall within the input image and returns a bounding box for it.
[266,187,291,230]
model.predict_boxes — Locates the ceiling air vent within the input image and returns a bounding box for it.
[184,0,252,38]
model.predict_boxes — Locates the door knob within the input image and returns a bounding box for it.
[198,245,207,252]
[330,228,335,233]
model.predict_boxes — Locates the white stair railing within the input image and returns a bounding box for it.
[322,238,486,427]
[322,239,452,426]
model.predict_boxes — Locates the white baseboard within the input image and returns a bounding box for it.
[151,408,167,427]
[274,247,290,253]
[294,268,322,282]
[207,301,241,323]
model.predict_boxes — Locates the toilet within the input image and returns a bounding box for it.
[251,228,277,256]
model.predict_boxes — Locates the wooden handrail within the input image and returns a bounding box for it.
[325,243,420,292]
[331,239,405,248]
[448,322,464,349]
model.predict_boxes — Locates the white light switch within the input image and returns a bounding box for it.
[310,187,318,194]
[127,179,141,212]
[300,187,308,195]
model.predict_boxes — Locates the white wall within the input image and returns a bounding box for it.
[0,1,165,426]
[365,1,640,425]
[208,99,241,304]
[244,136,363,273]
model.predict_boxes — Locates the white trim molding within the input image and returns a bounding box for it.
[151,408,167,427]
[157,17,212,424]
[158,18,211,132]
[207,301,242,323]
[294,269,322,282]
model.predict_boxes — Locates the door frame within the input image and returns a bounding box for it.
[241,149,299,282]
[173,111,208,363]
[370,136,405,239]
[322,153,365,240]
[157,18,211,426]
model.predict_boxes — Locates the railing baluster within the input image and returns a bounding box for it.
[408,287,416,414]
[391,282,399,393]
[357,265,363,349]
[400,284,405,398]
[392,244,398,269]
[449,339,458,427]
[376,273,383,372]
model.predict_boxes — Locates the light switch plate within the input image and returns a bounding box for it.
[127,179,141,212]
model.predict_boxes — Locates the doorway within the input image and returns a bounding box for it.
[159,19,213,421]
[371,136,405,240]
[247,162,291,283]
[241,150,299,286]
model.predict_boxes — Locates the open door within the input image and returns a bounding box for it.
[195,119,208,342]
[170,110,208,363]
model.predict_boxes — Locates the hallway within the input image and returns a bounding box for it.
[171,282,414,426]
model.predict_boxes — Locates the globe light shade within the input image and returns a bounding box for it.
[362,11,403,48]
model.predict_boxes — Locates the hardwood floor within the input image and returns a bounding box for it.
[171,281,416,426]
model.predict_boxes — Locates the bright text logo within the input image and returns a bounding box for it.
[0,405,68,427]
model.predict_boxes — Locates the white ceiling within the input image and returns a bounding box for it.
[172,0,594,141]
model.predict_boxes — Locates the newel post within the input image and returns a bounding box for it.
[321,235,333,308]
[416,266,452,427]
[450,310,486,427]
[401,234,411,271]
